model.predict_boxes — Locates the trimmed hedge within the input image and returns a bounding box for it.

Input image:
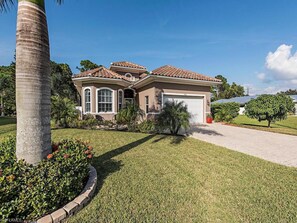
[211,102,240,123]
[0,137,93,221]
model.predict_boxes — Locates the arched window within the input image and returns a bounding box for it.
[84,88,91,113]
[118,90,123,110]
[125,73,135,81]
[97,88,113,113]
[125,73,132,79]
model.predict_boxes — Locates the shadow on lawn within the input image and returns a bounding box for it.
[275,123,297,130]
[152,134,186,144]
[91,134,155,194]
[187,125,223,136]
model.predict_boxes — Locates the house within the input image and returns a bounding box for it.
[72,61,221,124]
[214,95,297,115]
[214,96,258,114]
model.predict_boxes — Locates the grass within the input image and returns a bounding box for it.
[232,115,297,136]
[1,117,297,222]
[0,117,16,136]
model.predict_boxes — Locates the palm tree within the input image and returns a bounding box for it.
[116,102,144,131]
[1,0,63,164]
[157,101,191,135]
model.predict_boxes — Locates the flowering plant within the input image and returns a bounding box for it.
[0,137,94,221]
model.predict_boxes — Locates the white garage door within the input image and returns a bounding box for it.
[163,94,204,124]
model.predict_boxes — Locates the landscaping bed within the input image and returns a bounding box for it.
[0,136,93,222]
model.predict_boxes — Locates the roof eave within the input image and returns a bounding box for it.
[72,76,131,87]
[133,75,221,89]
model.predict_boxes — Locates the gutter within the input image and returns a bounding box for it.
[132,74,222,88]
[72,76,131,84]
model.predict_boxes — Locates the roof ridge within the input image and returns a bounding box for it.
[111,61,147,70]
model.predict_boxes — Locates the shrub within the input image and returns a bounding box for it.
[211,102,240,123]
[51,96,79,128]
[116,103,144,131]
[245,94,295,127]
[157,101,191,135]
[69,114,98,129]
[100,120,115,128]
[83,113,96,120]
[0,137,93,221]
[69,115,117,130]
[137,120,157,133]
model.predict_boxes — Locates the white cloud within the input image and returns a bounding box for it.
[265,44,297,81]
[242,84,279,96]
[257,72,267,81]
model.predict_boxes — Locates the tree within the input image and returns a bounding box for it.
[51,61,78,102]
[76,60,101,72]
[1,0,63,164]
[211,102,240,123]
[51,95,79,128]
[0,73,14,116]
[0,60,78,116]
[0,62,16,116]
[211,75,245,101]
[245,94,295,128]
[226,82,245,99]
[279,89,297,95]
[157,101,191,135]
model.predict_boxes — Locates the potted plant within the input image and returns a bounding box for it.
[206,114,213,124]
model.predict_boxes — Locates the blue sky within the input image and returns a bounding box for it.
[1,0,297,95]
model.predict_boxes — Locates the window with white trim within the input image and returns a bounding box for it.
[118,90,123,110]
[97,89,113,112]
[145,96,149,113]
[85,88,91,113]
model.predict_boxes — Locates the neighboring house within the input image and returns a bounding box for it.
[214,95,297,115]
[214,96,258,114]
[72,61,221,124]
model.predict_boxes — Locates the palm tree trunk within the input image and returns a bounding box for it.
[16,0,51,165]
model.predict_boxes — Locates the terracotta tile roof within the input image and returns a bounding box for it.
[111,61,147,70]
[73,66,129,81]
[139,72,149,79]
[151,65,221,82]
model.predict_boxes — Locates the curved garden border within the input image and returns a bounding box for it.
[36,165,97,223]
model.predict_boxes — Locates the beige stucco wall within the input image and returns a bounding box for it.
[81,83,124,121]
[78,80,212,122]
[137,83,158,114]
[137,82,211,122]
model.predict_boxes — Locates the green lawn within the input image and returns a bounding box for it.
[0,117,16,136]
[1,118,297,222]
[232,115,297,136]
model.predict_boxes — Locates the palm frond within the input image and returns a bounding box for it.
[0,0,15,12]
[0,0,63,12]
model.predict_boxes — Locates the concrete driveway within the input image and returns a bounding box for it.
[188,123,297,167]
